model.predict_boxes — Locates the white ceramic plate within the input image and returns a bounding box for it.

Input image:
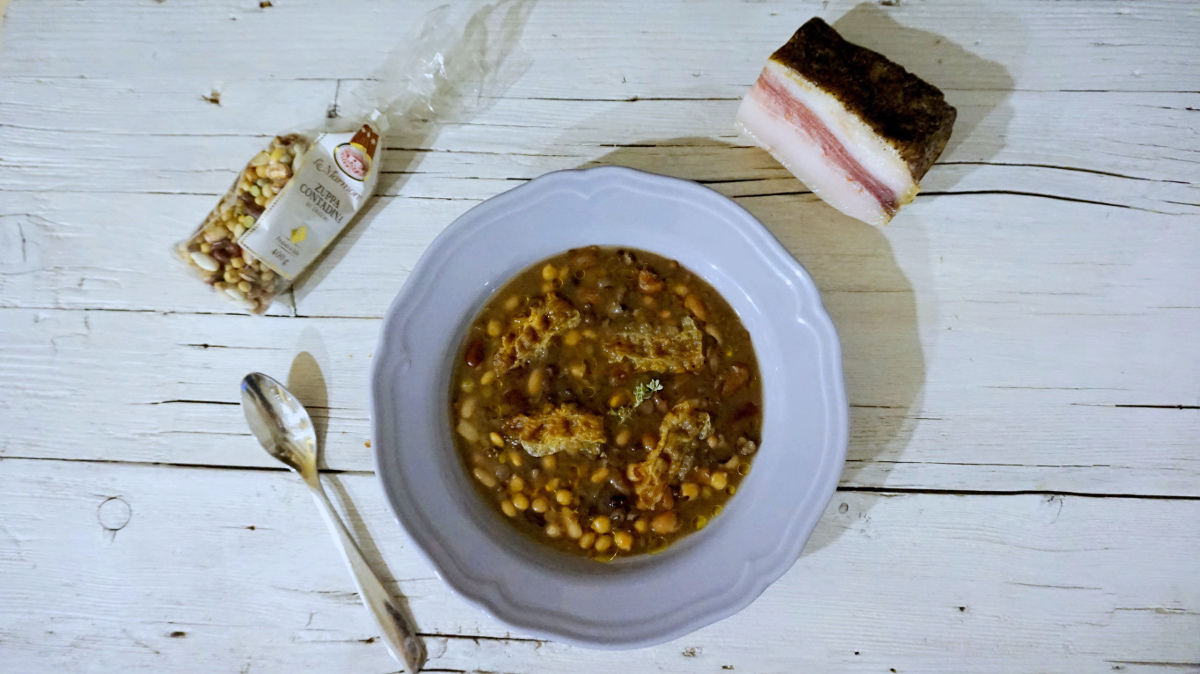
[371,166,847,649]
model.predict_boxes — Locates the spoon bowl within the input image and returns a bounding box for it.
[239,372,427,672]
[240,372,318,477]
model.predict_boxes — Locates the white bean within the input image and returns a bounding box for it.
[189,251,219,272]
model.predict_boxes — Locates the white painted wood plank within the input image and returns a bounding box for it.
[2,306,1196,496]
[1,458,1196,673]
[2,84,1196,202]
[1,0,1198,94]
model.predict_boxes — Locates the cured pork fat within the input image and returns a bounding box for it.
[736,18,956,226]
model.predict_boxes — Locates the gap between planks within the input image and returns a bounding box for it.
[3,455,1198,502]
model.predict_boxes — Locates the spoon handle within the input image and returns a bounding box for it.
[306,475,427,672]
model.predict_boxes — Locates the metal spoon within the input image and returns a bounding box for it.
[240,372,426,672]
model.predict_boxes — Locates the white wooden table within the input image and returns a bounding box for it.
[2,1,1198,672]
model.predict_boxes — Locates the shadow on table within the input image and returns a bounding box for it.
[286,351,423,639]
[583,139,926,555]
[831,3,1018,187]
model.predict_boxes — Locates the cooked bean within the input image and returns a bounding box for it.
[460,397,477,419]
[452,247,760,560]
[566,520,583,540]
[638,268,664,294]
[464,339,485,368]
[720,364,751,397]
[473,467,497,489]
[651,511,678,534]
[614,531,633,551]
[684,293,710,322]
[528,369,544,396]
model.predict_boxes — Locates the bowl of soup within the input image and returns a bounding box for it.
[370,166,847,648]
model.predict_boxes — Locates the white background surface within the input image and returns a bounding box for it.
[0,1,1197,672]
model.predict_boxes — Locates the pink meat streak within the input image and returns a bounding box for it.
[750,68,899,215]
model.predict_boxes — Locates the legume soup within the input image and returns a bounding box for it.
[450,247,762,560]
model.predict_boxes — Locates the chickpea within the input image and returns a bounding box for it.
[531,497,549,514]
[614,531,633,551]
[710,471,729,490]
[594,535,613,553]
[487,319,502,337]
[509,475,525,492]
[545,523,563,539]
[579,532,597,550]
[489,432,504,447]
[564,330,582,346]
[615,428,631,447]
[555,489,573,506]
[500,499,517,518]
[512,493,530,511]
[591,516,611,534]
[590,467,610,484]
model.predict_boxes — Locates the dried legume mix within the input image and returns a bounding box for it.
[451,247,762,560]
[175,116,384,314]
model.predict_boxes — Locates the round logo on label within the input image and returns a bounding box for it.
[334,143,370,181]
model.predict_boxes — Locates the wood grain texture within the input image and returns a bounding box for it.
[1,0,1198,670]
[1,458,1197,673]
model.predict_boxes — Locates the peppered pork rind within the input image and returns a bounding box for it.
[602,316,706,373]
[504,404,607,458]
[492,293,582,373]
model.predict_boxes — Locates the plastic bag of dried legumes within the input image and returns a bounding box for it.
[175,2,528,314]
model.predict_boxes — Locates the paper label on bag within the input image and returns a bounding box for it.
[239,120,382,280]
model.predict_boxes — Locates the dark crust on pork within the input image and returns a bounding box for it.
[769,18,957,181]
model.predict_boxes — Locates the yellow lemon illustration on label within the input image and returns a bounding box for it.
[290,226,307,244]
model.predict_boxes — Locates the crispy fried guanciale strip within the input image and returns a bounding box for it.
[630,400,713,509]
[603,317,705,374]
[504,404,606,458]
[492,293,580,374]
